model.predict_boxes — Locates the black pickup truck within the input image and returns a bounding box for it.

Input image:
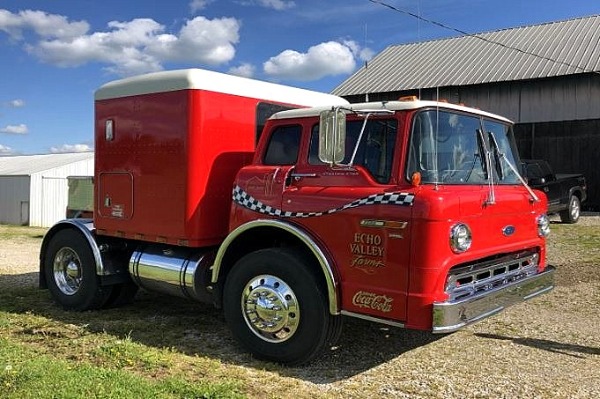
[523,159,587,223]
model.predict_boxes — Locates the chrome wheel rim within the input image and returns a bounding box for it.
[241,274,299,343]
[571,199,580,220]
[53,247,82,296]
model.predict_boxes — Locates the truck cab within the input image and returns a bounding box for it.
[216,100,554,361]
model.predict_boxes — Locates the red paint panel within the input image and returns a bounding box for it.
[94,89,255,245]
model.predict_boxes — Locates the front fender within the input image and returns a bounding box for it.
[211,219,340,315]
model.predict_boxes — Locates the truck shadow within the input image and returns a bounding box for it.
[0,272,39,291]
[0,274,441,381]
[475,333,600,359]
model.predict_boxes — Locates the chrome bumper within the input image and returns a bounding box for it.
[432,265,556,333]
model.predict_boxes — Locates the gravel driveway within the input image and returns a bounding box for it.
[1,218,599,399]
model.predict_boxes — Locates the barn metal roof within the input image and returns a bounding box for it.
[332,15,600,96]
[0,152,94,176]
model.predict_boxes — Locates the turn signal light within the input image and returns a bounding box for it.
[411,172,422,186]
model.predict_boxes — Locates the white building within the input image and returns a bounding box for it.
[0,153,94,227]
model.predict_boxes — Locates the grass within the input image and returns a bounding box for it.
[551,223,600,252]
[0,337,241,399]
[0,282,259,398]
[548,222,600,266]
[0,302,245,399]
[0,224,47,240]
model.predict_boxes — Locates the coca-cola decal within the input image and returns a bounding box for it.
[352,291,393,313]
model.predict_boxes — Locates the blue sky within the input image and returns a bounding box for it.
[1,0,598,155]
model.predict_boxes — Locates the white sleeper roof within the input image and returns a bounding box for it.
[95,68,349,107]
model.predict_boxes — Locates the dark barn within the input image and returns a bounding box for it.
[333,15,600,210]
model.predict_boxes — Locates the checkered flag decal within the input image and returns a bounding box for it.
[232,185,414,218]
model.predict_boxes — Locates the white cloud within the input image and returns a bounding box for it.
[238,0,295,10]
[147,16,239,65]
[257,0,296,10]
[0,9,89,40]
[228,62,255,78]
[190,0,214,14]
[0,124,28,134]
[343,39,374,62]
[0,9,241,76]
[8,99,25,107]
[0,144,15,155]
[263,41,358,81]
[49,143,93,153]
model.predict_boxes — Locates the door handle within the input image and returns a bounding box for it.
[290,173,318,181]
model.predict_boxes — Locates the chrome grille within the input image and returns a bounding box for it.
[445,251,540,302]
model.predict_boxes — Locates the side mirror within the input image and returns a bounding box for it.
[318,109,346,164]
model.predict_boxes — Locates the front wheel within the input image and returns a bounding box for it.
[560,195,581,224]
[223,248,340,365]
[44,229,114,311]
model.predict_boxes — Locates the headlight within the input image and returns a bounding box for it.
[450,223,472,253]
[537,214,550,237]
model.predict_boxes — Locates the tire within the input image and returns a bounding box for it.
[44,229,114,311]
[103,281,139,308]
[560,195,581,224]
[326,311,344,348]
[223,248,340,365]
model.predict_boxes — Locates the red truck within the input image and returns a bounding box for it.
[39,68,555,365]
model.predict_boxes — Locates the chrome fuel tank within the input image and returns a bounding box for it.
[129,245,215,303]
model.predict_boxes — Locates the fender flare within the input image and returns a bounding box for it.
[39,219,104,288]
[567,186,585,202]
[211,219,340,315]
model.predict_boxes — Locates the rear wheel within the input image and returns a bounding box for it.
[560,195,580,224]
[44,229,114,311]
[223,248,341,365]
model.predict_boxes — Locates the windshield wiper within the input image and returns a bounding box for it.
[488,131,505,180]
[488,132,540,203]
[464,129,489,183]
[478,129,496,205]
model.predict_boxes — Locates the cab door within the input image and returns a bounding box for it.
[281,117,414,322]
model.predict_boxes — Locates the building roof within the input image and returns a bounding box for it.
[333,15,600,96]
[0,152,94,176]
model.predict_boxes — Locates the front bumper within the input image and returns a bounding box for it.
[432,265,556,333]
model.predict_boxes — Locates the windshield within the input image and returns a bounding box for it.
[407,109,519,185]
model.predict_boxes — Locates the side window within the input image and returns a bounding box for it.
[263,125,302,165]
[256,102,295,144]
[526,163,544,180]
[308,118,397,183]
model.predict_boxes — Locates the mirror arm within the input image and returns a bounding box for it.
[348,113,371,165]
